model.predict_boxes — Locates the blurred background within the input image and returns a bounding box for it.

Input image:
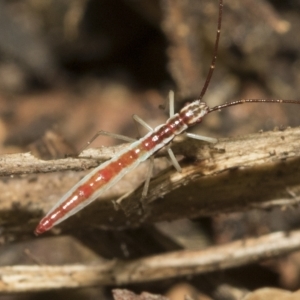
[1,0,300,153]
[1,0,300,299]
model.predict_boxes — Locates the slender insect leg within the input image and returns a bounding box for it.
[141,156,155,200]
[78,130,136,154]
[185,132,218,143]
[167,147,182,172]
[132,114,153,132]
[169,90,175,117]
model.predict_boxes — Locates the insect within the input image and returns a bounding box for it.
[35,0,300,235]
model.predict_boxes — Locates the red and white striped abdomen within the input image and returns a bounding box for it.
[34,101,209,234]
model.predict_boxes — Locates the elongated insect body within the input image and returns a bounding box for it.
[35,102,210,234]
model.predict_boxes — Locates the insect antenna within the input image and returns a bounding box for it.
[201,2,300,116]
[208,99,300,114]
[199,0,223,101]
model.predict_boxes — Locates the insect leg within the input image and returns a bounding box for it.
[168,90,175,117]
[141,156,155,199]
[78,130,136,155]
[132,114,153,132]
[185,132,218,143]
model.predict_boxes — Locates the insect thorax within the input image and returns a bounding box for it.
[179,100,209,126]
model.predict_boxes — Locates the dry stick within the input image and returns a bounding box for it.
[1,126,300,176]
[2,229,300,293]
[2,127,300,234]
[0,146,124,176]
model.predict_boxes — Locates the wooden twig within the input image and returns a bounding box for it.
[1,229,300,293]
[0,146,123,176]
[112,289,169,300]
[1,127,300,236]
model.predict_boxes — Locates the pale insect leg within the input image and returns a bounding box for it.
[141,156,155,199]
[167,147,181,172]
[78,130,136,155]
[168,90,175,117]
[185,132,218,143]
[132,114,153,132]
